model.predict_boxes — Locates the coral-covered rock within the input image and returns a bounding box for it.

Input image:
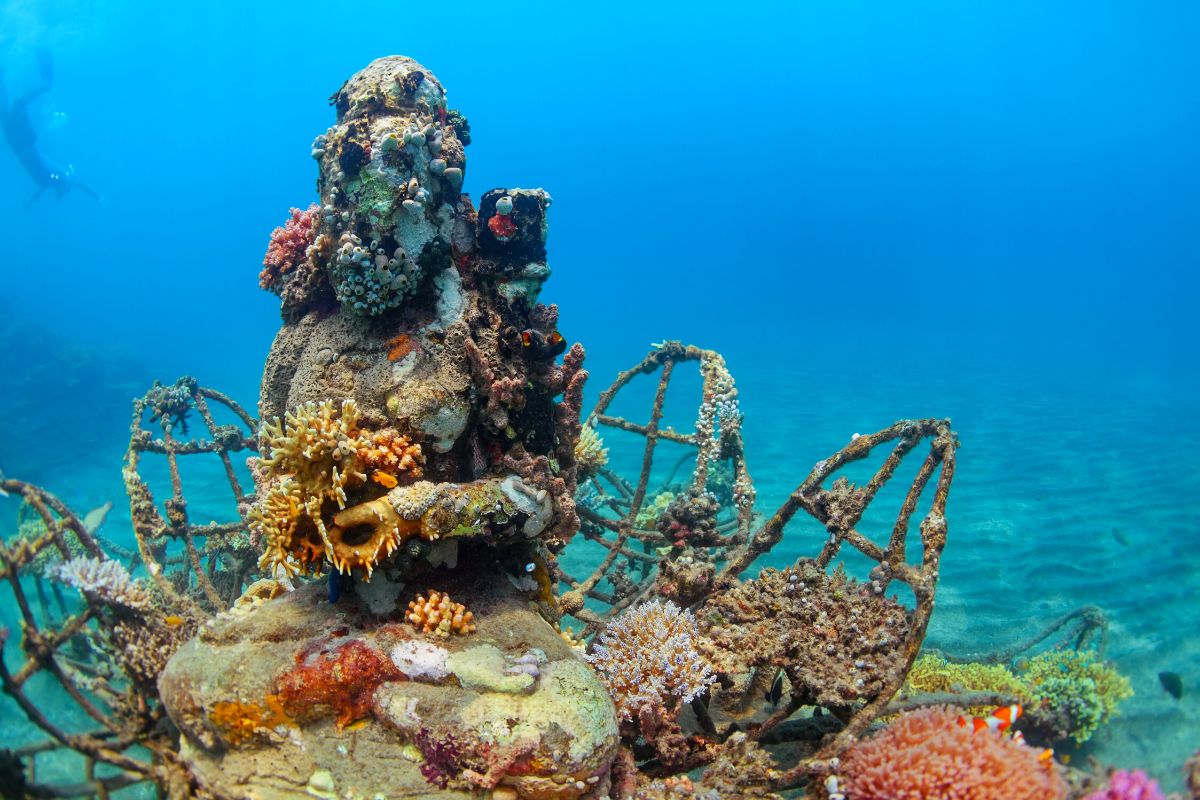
[159,561,619,799]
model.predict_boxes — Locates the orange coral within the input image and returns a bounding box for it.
[210,696,291,746]
[386,333,417,361]
[407,590,476,637]
[841,706,1066,800]
[362,428,424,480]
[275,639,401,728]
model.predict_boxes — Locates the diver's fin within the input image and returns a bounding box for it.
[25,186,45,208]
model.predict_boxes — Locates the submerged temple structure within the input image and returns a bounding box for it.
[2,55,1192,800]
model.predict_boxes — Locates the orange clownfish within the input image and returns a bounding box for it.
[957,704,1022,733]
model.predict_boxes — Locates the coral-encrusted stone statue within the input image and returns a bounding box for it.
[158,56,618,799]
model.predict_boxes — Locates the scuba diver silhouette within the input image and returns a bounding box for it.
[1,48,100,206]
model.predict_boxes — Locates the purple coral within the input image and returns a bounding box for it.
[414,727,465,789]
[1083,769,1166,800]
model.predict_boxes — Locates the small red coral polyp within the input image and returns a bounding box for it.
[275,638,401,728]
[487,212,517,241]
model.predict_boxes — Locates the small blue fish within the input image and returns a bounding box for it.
[328,569,349,603]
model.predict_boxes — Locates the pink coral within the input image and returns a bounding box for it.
[841,706,1066,800]
[1083,770,1166,800]
[260,204,319,293]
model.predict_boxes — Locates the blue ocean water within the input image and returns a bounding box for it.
[1,0,1197,791]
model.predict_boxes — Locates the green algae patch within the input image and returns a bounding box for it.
[458,659,618,765]
[447,644,534,694]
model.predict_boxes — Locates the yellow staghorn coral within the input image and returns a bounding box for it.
[407,589,476,637]
[259,399,372,508]
[253,399,392,577]
[574,423,608,475]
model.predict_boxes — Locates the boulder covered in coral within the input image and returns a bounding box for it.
[159,556,619,799]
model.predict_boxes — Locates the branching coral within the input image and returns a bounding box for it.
[1021,649,1132,744]
[699,560,910,710]
[258,399,371,507]
[585,598,715,721]
[574,423,608,476]
[52,556,151,611]
[52,556,195,687]
[406,590,476,637]
[841,706,1067,800]
[261,205,320,293]
[252,399,416,577]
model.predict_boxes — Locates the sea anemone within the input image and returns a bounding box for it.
[841,705,1066,800]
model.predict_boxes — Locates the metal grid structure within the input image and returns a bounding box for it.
[123,377,259,614]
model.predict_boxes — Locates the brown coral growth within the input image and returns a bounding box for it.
[700,559,910,711]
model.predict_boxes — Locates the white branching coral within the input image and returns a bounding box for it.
[574,423,609,476]
[585,598,715,720]
[51,556,151,611]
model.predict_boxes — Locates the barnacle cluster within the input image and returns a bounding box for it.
[406,589,476,637]
[330,232,423,315]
